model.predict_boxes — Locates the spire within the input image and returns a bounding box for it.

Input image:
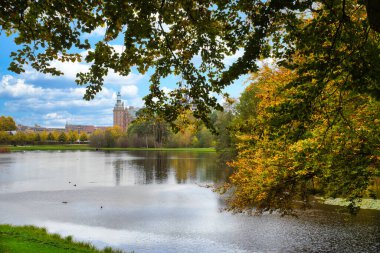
[114,91,124,109]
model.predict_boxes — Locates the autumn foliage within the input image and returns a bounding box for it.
[213,0,380,215]
[225,65,380,215]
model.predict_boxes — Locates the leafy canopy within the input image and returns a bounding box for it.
[223,0,380,215]
[226,64,379,215]
[0,116,17,131]
[1,0,379,128]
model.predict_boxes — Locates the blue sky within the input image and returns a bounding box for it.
[0,28,249,128]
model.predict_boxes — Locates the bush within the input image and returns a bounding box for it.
[0,147,11,153]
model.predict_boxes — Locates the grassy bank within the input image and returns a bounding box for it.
[0,224,123,253]
[321,198,380,210]
[2,144,215,152]
[8,145,93,151]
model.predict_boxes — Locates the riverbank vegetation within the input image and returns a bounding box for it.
[0,147,11,153]
[0,129,89,146]
[0,111,219,149]
[1,144,215,152]
[89,110,218,149]
[0,225,123,253]
[322,198,380,210]
[0,114,217,149]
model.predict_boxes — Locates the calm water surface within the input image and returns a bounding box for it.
[0,151,379,253]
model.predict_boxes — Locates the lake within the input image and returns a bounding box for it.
[0,151,379,253]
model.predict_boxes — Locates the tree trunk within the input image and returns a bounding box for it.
[366,0,380,33]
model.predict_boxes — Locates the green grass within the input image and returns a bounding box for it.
[0,224,124,253]
[322,198,380,210]
[8,145,94,151]
[4,144,215,152]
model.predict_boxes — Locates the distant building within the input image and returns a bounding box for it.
[16,123,108,135]
[113,92,134,131]
[95,126,109,131]
[17,124,65,133]
[65,123,96,134]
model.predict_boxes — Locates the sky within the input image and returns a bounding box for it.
[0,27,249,128]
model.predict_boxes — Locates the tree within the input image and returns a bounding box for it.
[235,85,260,122]
[128,119,155,148]
[79,132,88,142]
[167,127,194,148]
[104,126,123,147]
[128,108,170,148]
[89,129,105,148]
[0,116,16,131]
[47,132,55,142]
[88,127,123,148]
[225,65,380,215]
[58,132,67,143]
[196,126,214,148]
[2,1,378,128]
[68,131,79,143]
[52,131,61,141]
[25,131,36,144]
[12,131,26,145]
[0,131,10,144]
[213,106,237,162]
[34,133,41,143]
[166,110,199,148]
[40,131,48,142]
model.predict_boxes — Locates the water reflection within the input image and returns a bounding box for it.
[0,151,379,253]
[112,151,231,186]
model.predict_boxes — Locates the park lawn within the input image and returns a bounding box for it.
[5,145,215,152]
[0,224,122,253]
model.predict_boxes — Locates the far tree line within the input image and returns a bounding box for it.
[0,113,217,148]
[0,128,89,145]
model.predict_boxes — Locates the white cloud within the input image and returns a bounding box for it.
[43,113,61,120]
[20,61,88,81]
[104,70,142,86]
[20,47,144,88]
[120,85,138,97]
[0,75,44,97]
[50,60,90,80]
[125,97,144,108]
[40,110,114,128]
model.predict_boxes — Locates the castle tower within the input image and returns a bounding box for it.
[113,92,133,131]
[113,92,126,131]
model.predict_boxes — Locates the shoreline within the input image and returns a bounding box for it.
[1,144,216,152]
[320,197,380,211]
